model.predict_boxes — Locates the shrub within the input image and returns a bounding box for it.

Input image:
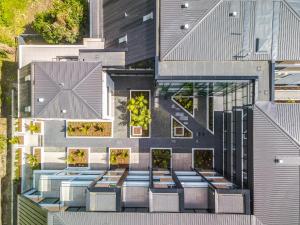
[32,0,88,44]
[0,135,7,154]
[26,154,40,170]
[127,95,152,130]
[9,136,19,144]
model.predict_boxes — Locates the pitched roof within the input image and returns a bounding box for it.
[160,0,300,61]
[32,61,103,119]
[254,103,300,225]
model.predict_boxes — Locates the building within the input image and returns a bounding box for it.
[16,0,300,225]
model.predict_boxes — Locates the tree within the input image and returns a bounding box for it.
[32,0,87,44]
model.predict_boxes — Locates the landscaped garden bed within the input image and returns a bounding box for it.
[27,121,42,134]
[171,116,193,138]
[15,118,23,133]
[14,148,22,181]
[128,90,151,138]
[10,136,24,145]
[109,148,130,169]
[26,148,42,170]
[172,83,194,116]
[66,121,112,137]
[151,148,172,169]
[193,149,214,171]
[67,148,89,168]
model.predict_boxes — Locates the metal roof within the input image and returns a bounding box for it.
[160,0,300,61]
[253,103,300,225]
[48,212,256,225]
[32,61,103,119]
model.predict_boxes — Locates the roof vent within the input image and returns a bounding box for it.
[37,98,44,103]
[229,11,238,17]
[182,2,189,8]
[143,12,153,22]
[181,24,189,30]
[274,158,284,164]
[124,12,128,17]
[59,82,64,87]
[118,34,128,44]
[61,109,67,114]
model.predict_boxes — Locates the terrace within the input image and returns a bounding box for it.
[18,75,254,214]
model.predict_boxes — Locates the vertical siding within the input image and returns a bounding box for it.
[253,105,300,225]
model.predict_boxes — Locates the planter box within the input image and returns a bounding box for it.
[67,148,89,168]
[171,116,193,139]
[66,121,113,138]
[132,126,143,136]
[174,127,184,137]
[129,90,151,138]
[193,149,214,171]
[109,148,130,169]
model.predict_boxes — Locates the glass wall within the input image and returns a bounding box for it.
[156,80,255,189]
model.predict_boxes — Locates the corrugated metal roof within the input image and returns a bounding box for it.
[160,0,300,61]
[32,61,103,119]
[103,0,155,65]
[89,0,103,38]
[253,104,300,225]
[48,212,254,225]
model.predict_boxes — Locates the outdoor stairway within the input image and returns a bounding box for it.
[160,98,214,138]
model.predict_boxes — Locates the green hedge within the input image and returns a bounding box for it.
[33,0,88,44]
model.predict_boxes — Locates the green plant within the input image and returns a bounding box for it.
[27,123,40,133]
[0,135,7,154]
[32,0,88,44]
[152,149,171,169]
[194,150,213,170]
[67,154,75,164]
[26,154,40,170]
[76,149,85,158]
[94,124,104,132]
[9,136,19,144]
[127,95,152,130]
[79,123,91,135]
[173,96,193,113]
[67,124,76,135]
[14,150,21,181]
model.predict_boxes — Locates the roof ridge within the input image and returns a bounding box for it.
[255,103,300,149]
[162,0,223,60]
[283,0,300,20]
[72,62,102,90]
[72,90,102,118]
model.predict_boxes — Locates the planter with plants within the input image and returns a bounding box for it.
[9,136,24,145]
[14,148,22,181]
[171,116,193,138]
[128,90,151,138]
[67,148,89,168]
[27,121,42,134]
[152,148,172,169]
[172,83,194,116]
[27,154,40,170]
[109,148,130,169]
[66,121,112,137]
[193,149,214,171]
[15,118,23,133]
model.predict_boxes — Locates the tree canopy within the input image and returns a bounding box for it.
[32,0,87,44]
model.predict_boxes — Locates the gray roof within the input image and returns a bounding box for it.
[48,212,259,225]
[160,0,300,61]
[103,0,155,65]
[256,101,300,144]
[32,61,103,119]
[253,103,300,225]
